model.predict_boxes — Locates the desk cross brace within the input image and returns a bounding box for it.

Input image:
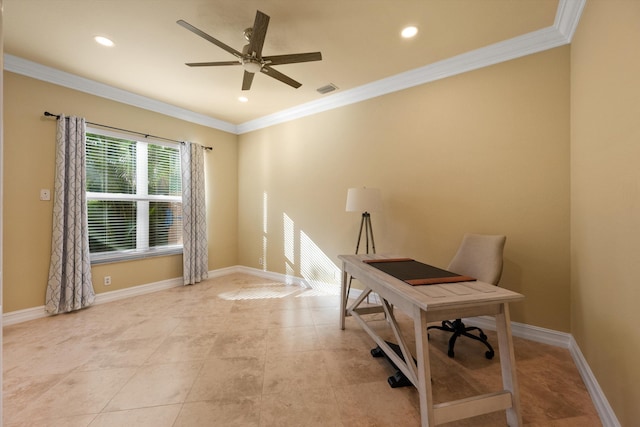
[349,288,420,388]
[347,288,521,426]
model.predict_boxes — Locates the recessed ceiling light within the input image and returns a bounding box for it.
[401,26,418,39]
[238,96,249,103]
[94,36,115,47]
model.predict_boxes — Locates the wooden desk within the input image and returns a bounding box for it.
[339,254,524,426]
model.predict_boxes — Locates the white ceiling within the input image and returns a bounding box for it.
[5,0,575,131]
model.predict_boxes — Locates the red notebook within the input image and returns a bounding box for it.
[363,258,475,286]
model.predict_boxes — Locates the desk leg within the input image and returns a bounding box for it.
[496,303,522,427]
[340,261,348,330]
[414,306,435,427]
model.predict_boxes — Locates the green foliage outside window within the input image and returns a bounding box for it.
[86,133,182,254]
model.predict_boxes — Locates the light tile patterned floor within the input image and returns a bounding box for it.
[3,273,601,426]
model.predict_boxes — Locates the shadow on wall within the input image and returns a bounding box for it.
[262,191,342,292]
[501,258,523,295]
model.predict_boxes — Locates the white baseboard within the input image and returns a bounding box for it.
[233,265,310,286]
[1,267,620,426]
[3,276,183,326]
[2,267,241,326]
[568,335,621,427]
[93,276,183,305]
[351,296,618,426]
[2,305,47,326]
[459,316,619,427]
[463,316,572,348]
[1,266,300,326]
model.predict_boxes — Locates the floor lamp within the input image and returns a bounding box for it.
[345,187,382,300]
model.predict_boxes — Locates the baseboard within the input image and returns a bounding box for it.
[2,305,47,326]
[354,300,618,426]
[93,277,183,305]
[3,277,181,326]
[463,316,572,348]
[2,267,242,326]
[1,267,621,426]
[462,316,618,426]
[233,265,310,287]
[568,335,621,427]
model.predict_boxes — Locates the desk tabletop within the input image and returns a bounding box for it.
[339,253,524,313]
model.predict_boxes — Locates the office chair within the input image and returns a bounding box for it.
[428,233,506,359]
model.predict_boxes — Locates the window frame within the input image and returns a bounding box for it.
[85,126,183,265]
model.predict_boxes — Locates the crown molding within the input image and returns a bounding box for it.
[3,0,585,136]
[3,54,239,134]
[555,0,587,42]
[238,0,585,133]
[237,25,567,134]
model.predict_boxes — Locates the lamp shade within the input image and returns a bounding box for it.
[346,187,382,213]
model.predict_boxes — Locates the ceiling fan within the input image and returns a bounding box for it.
[177,10,322,91]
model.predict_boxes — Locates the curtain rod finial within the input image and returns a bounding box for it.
[44,111,61,119]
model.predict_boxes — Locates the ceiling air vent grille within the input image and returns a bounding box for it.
[317,83,338,95]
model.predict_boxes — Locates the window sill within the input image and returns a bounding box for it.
[90,246,183,265]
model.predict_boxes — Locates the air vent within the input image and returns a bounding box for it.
[317,83,339,95]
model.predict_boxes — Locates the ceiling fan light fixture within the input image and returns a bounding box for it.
[401,26,418,39]
[242,59,262,74]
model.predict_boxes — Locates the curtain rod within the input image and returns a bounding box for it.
[43,111,213,150]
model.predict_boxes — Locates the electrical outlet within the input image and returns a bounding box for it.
[40,189,51,201]
[104,276,112,286]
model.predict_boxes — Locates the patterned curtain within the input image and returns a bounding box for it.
[180,142,208,285]
[45,116,95,314]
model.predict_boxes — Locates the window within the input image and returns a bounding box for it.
[85,129,183,263]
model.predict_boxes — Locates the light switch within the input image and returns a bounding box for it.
[40,189,51,201]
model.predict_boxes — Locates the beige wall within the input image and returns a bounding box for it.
[5,4,640,421]
[239,46,571,331]
[571,1,640,424]
[2,72,238,312]
[1,1,5,418]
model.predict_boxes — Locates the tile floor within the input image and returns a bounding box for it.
[3,273,601,426]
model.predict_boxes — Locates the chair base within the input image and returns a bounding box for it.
[428,319,495,359]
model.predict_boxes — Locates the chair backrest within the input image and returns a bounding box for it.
[447,234,506,285]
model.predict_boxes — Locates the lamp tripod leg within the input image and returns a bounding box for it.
[365,214,376,254]
[355,213,366,254]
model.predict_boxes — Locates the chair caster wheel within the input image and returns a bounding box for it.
[485,350,494,359]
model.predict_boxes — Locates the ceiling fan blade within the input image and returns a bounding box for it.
[242,71,255,91]
[261,66,302,89]
[263,52,322,65]
[185,61,240,67]
[248,10,270,58]
[177,19,243,59]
